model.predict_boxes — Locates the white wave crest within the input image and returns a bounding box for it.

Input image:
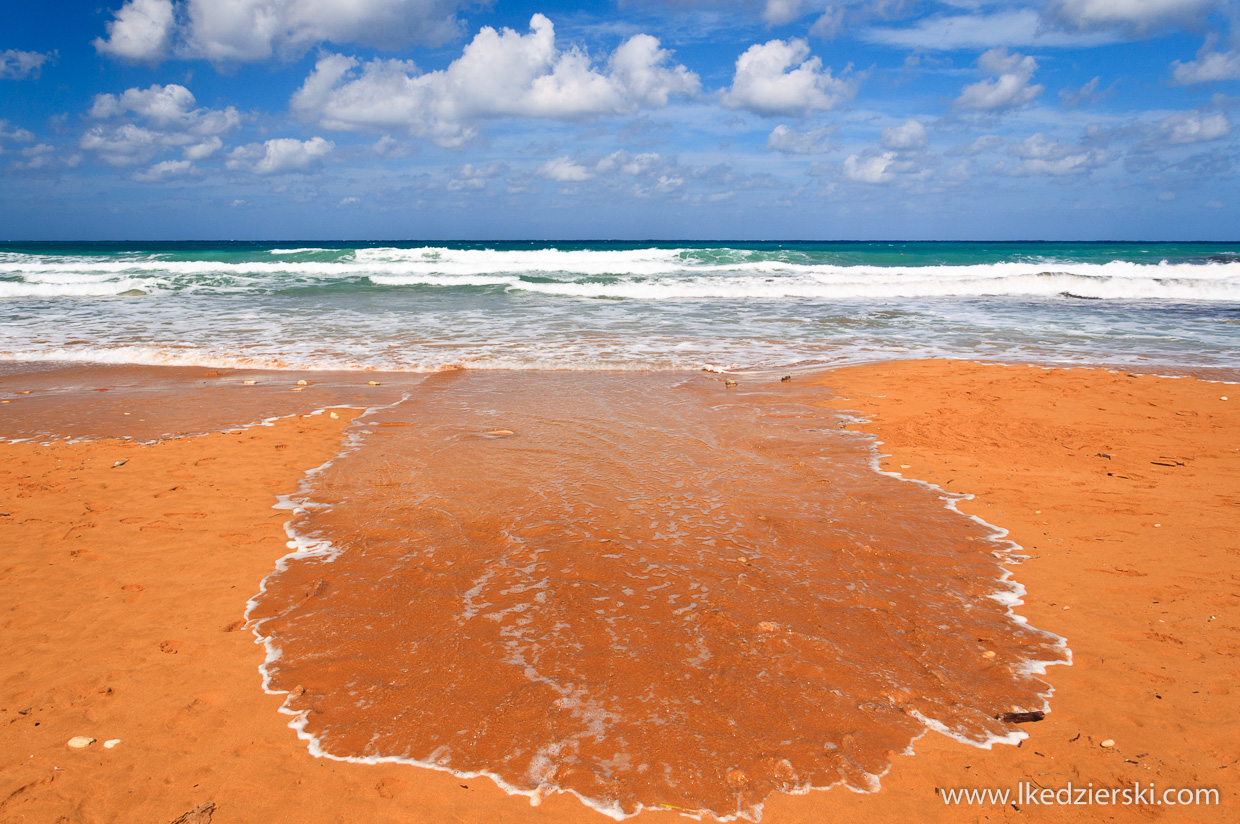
[0,278,157,298]
[0,247,1237,302]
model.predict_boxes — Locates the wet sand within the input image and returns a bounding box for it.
[249,370,1065,819]
[1,359,1236,823]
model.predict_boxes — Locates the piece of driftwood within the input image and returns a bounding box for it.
[996,710,1046,724]
[170,802,216,824]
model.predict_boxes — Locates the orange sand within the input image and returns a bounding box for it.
[1,359,1236,823]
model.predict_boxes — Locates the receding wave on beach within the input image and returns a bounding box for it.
[246,370,1069,820]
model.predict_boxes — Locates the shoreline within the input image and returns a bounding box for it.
[0,359,1235,822]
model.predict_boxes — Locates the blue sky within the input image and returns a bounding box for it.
[1,0,1237,239]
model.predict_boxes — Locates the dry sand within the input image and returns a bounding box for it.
[1,359,1236,823]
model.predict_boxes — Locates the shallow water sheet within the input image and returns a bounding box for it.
[248,370,1069,821]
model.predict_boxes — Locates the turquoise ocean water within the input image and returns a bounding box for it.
[1,241,1238,375]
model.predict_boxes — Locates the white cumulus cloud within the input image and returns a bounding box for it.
[1,49,56,79]
[1006,133,1111,175]
[721,38,856,117]
[766,124,833,153]
[227,136,335,174]
[1159,111,1230,144]
[8,143,58,171]
[1172,49,1240,84]
[843,151,902,184]
[90,84,239,134]
[955,48,1043,110]
[133,158,196,182]
[94,0,175,61]
[80,124,161,166]
[539,156,595,182]
[96,0,470,64]
[763,0,811,26]
[881,118,927,150]
[447,161,508,190]
[183,136,223,160]
[1044,0,1219,33]
[809,7,846,41]
[524,150,722,200]
[596,150,664,176]
[0,120,37,145]
[81,84,240,167]
[291,15,699,147]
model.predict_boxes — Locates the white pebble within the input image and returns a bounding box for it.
[103,739,121,749]
[67,736,95,749]
[1101,739,1116,748]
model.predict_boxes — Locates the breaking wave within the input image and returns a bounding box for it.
[0,247,1237,301]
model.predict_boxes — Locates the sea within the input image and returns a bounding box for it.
[3,240,1237,820]
[1,240,1239,376]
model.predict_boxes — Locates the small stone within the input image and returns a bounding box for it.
[780,375,791,382]
[899,464,911,469]
[67,736,96,748]
[1154,523,1161,527]
[1101,739,1115,748]
[724,379,737,387]
[297,379,310,386]
[290,387,303,392]
[736,556,749,564]
[486,429,515,436]
[1062,605,1071,610]
[329,412,340,420]
[1222,397,1229,401]
[104,739,121,749]
[981,650,996,659]
[368,381,381,386]
[243,380,257,385]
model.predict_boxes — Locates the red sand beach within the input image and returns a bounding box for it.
[1,359,1236,823]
